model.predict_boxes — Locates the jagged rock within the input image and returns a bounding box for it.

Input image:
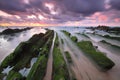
[0,27,32,35]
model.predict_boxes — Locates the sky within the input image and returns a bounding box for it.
[0,0,120,26]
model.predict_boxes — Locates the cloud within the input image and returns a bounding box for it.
[0,0,120,26]
[0,0,106,16]
[83,9,120,25]
[114,18,120,22]
[53,0,105,16]
[0,16,3,21]
[0,0,30,14]
[109,0,120,10]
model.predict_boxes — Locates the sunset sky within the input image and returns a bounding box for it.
[0,0,120,26]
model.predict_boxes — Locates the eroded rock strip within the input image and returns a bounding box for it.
[26,30,54,80]
[58,35,76,80]
[43,32,56,80]
[52,33,70,80]
[57,31,111,80]
[0,30,54,80]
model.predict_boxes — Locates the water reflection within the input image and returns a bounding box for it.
[2,66,13,75]
[19,57,37,77]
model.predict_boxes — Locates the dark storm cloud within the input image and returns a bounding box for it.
[0,0,51,15]
[0,0,120,25]
[0,0,30,14]
[109,0,120,10]
[42,0,106,22]
[29,0,50,14]
[50,12,84,22]
[0,0,106,15]
[53,0,105,16]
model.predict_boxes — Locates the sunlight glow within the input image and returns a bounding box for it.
[38,15,45,20]
[0,22,52,27]
[0,10,12,17]
[27,15,36,19]
[51,11,58,15]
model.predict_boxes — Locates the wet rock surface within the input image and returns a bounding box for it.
[0,30,54,80]
[0,27,32,35]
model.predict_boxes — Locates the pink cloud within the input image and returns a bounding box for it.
[87,12,108,22]
[98,15,108,21]
[114,18,120,22]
